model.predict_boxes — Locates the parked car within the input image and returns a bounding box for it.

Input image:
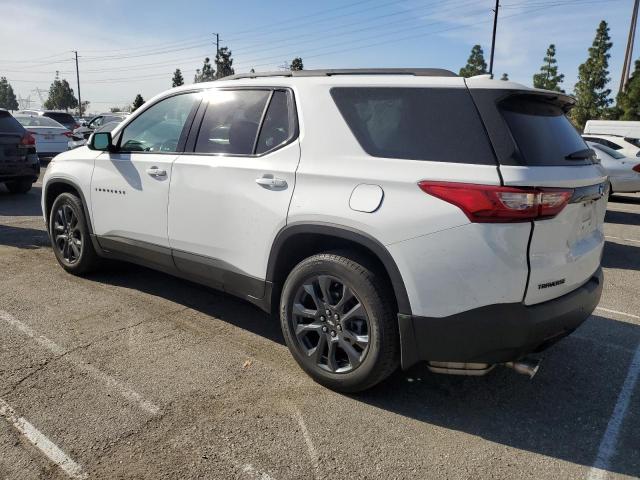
[587,141,640,193]
[14,114,71,160]
[0,109,39,193]
[582,133,640,157]
[17,110,79,131]
[584,119,640,139]
[68,121,121,150]
[42,69,606,392]
[73,113,129,141]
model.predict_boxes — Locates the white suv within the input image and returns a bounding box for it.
[42,69,606,392]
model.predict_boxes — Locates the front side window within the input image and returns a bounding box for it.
[195,89,270,155]
[591,143,626,159]
[119,93,198,153]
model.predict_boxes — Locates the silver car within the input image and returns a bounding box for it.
[587,141,640,194]
[13,115,71,160]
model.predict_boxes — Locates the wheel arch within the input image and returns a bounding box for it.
[44,178,94,234]
[266,222,412,316]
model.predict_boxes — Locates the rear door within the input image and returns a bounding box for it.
[469,86,607,305]
[168,88,300,298]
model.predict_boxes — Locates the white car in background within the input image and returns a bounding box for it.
[587,141,640,194]
[582,133,640,158]
[13,114,71,160]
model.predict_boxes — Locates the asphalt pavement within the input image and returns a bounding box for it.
[0,170,639,479]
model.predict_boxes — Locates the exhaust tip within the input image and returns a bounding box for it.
[505,358,540,379]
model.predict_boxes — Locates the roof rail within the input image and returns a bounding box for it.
[222,68,458,81]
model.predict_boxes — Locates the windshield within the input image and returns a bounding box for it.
[590,142,626,159]
[14,115,65,128]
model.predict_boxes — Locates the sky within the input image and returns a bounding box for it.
[0,0,635,113]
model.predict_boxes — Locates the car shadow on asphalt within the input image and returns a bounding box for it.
[1,226,639,477]
[358,313,640,478]
[610,194,640,205]
[0,185,43,217]
[604,209,640,226]
[602,240,640,271]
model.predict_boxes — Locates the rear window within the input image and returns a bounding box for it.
[15,115,64,128]
[0,111,24,134]
[330,87,496,164]
[45,112,75,125]
[499,96,592,166]
[591,143,626,159]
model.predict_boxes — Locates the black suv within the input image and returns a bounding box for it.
[0,109,40,194]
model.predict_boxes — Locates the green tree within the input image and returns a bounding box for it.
[616,59,640,120]
[571,21,613,129]
[110,107,122,113]
[215,47,235,79]
[172,68,184,87]
[194,57,215,83]
[459,45,487,78]
[43,72,78,111]
[500,73,509,81]
[0,77,18,110]
[290,57,304,71]
[131,94,145,112]
[532,44,565,92]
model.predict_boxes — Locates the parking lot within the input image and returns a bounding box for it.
[0,168,638,480]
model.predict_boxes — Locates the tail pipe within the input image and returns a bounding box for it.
[504,357,541,379]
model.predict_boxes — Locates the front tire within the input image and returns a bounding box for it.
[5,179,33,194]
[49,192,100,274]
[280,252,399,392]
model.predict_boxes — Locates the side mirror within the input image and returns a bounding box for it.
[89,132,114,151]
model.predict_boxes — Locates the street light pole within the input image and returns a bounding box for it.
[489,0,500,78]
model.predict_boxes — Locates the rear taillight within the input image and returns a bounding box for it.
[63,131,73,138]
[20,132,36,146]
[633,164,640,173]
[418,181,573,223]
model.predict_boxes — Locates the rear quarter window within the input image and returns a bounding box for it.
[45,112,75,125]
[330,87,496,165]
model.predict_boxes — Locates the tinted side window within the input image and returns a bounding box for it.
[195,90,270,155]
[604,139,623,150]
[330,87,496,164]
[46,112,75,126]
[256,90,293,154]
[120,93,197,152]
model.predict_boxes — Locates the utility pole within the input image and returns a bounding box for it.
[620,0,640,95]
[489,0,500,77]
[73,50,82,116]
[214,33,220,58]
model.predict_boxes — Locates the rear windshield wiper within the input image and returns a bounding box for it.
[565,148,596,160]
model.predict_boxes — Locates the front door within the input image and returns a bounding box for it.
[168,88,300,298]
[91,92,199,251]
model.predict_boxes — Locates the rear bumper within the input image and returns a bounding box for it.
[398,267,603,369]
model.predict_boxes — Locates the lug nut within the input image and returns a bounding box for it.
[322,326,328,333]
[325,309,331,315]
[334,313,339,320]
[337,325,342,331]
[320,316,326,322]
[330,330,337,337]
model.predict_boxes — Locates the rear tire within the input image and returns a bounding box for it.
[49,192,100,275]
[5,179,33,194]
[280,251,399,392]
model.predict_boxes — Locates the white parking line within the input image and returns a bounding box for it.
[292,407,320,480]
[586,343,640,480]
[604,235,640,245]
[0,398,87,479]
[595,307,640,321]
[0,310,160,415]
[241,463,276,480]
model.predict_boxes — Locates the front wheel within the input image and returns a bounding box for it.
[49,192,100,274]
[280,252,399,392]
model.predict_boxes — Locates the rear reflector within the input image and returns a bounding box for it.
[63,131,73,138]
[418,181,573,223]
[633,164,640,173]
